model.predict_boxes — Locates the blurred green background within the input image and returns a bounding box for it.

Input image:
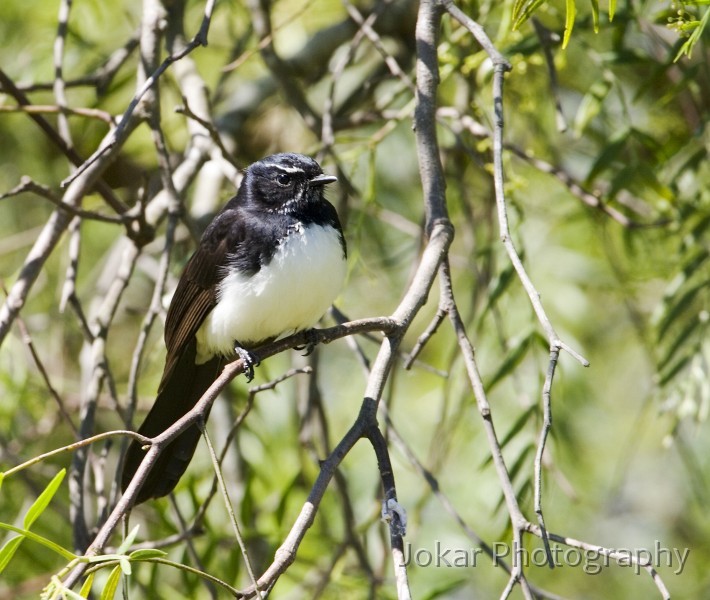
[1,0,709,598]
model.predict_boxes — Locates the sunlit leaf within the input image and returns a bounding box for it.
[99,565,122,600]
[79,573,95,599]
[512,0,546,30]
[24,469,65,530]
[591,0,600,32]
[675,7,710,61]
[119,557,132,575]
[562,0,577,48]
[129,549,168,560]
[0,536,23,575]
[634,164,674,201]
[0,522,76,560]
[116,525,140,555]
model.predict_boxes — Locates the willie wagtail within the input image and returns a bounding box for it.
[121,153,347,504]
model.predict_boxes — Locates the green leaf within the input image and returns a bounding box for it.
[116,525,140,555]
[480,405,537,468]
[573,78,612,137]
[485,262,517,310]
[0,522,76,560]
[657,316,703,373]
[129,548,168,560]
[57,587,92,600]
[0,536,24,575]
[675,7,710,61]
[119,557,132,575]
[485,331,534,393]
[634,164,674,201]
[591,0,600,33]
[658,353,693,387]
[657,282,710,341]
[508,443,535,481]
[24,468,66,530]
[419,577,469,600]
[586,128,629,183]
[512,0,546,30]
[99,565,122,600]
[79,573,95,598]
[609,0,616,21]
[562,0,577,48]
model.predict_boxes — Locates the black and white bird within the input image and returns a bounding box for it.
[121,153,347,504]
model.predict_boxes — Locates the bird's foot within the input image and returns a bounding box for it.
[235,345,259,382]
[294,329,319,356]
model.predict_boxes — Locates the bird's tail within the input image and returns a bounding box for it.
[121,339,223,505]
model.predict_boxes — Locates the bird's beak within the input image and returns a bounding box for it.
[309,174,337,187]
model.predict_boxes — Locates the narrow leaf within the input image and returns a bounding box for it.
[586,128,630,183]
[674,8,710,61]
[79,573,95,599]
[119,557,132,575]
[590,0,600,32]
[116,525,140,555]
[24,469,66,530]
[480,405,537,467]
[485,332,533,393]
[129,549,168,560]
[0,522,76,560]
[573,78,612,137]
[512,0,546,30]
[562,0,577,48]
[657,281,709,341]
[0,537,23,575]
[99,565,122,600]
[486,263,516,309]
[609,0,616,21]
[657,316,702,373]
[57,587,92,600]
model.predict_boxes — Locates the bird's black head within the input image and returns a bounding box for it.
[240,153,337,216]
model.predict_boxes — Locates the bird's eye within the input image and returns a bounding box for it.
[275,172,291,186]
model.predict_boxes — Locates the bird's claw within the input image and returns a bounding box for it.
[294,329,318,356]
[294,343,316,356]
[235,345,259,382]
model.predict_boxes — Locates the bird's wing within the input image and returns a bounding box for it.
[160,211,242,391]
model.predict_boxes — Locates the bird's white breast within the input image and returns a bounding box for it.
[195,223,346,363]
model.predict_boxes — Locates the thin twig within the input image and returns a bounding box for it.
[60,316,400,588]
[11,308,79,436]
[200,423,262,595]
[175,100,239,169]
[0,177,124,224]
[439,259,536,600]
[0,104,115,124]
[0,69,127,214]
[531,18,567,132]
[524,523,672,600]
[60,0,216,188]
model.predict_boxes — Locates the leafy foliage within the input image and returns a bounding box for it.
[0,0,708,598]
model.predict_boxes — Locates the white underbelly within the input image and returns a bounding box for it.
[195,223,346,363]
